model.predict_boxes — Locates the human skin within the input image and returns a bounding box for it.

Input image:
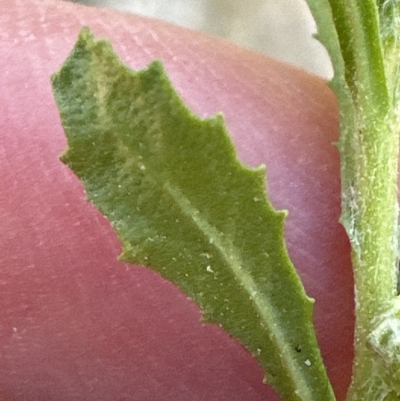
[0,1,354,400]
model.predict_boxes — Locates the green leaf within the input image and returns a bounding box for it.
[52,28,336,401]
[304,1,400,400]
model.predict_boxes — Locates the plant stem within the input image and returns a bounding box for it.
[305,0,400,399]
[341,104,400,395]
[343,112,400,400]
[336,1,400,400]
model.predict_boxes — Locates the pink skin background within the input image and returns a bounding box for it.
[0,1,354,400]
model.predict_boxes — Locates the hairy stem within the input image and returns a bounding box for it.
[305,0,400,399]
[343,112,400,400]
[342,2,400,399]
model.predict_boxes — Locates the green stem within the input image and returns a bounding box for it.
[339,2,400,400]
[343,112,400,401]
[305,0,400,399]
[334,1,400,400]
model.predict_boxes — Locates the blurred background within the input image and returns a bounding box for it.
[66,0,332,78]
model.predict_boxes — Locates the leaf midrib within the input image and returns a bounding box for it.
[163,180,314,401]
